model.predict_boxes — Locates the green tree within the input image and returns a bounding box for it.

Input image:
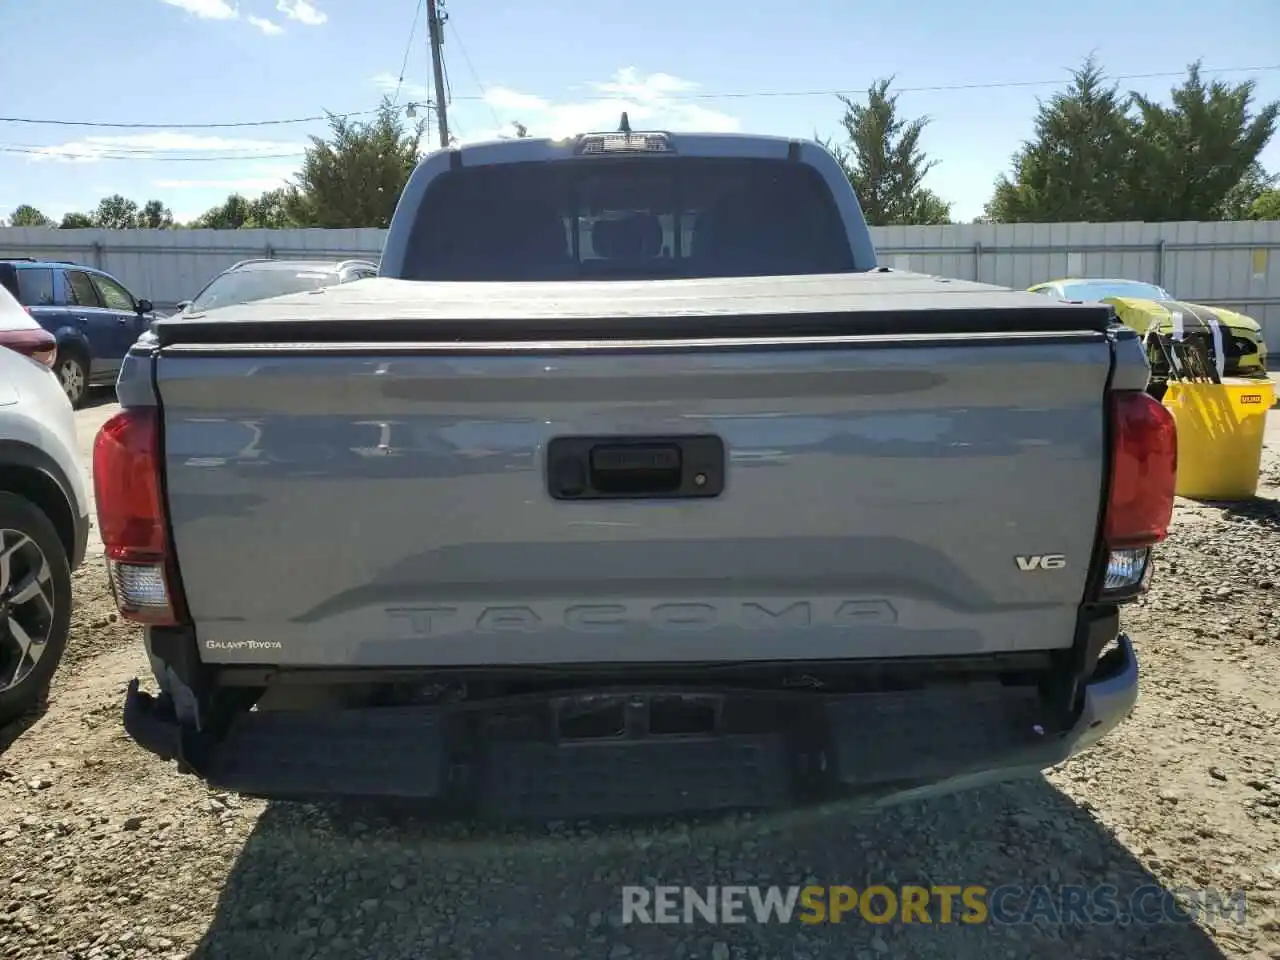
[1250,189,1280,220]
[191,189,299,229]
[247,188,295,228]
[286,96,425,228]
[985,56,1137,223]
[1218,163,1277,220]
[1127,63,1279,221]
[822,78,951,225]
[8,205,54,227]
[93,194,140,229]
[985,58,1280,222]
[191,194,253,229]
[136,200,174,229]
[58,211,94,229]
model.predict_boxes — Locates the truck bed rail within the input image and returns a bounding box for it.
[146,272,1119,347]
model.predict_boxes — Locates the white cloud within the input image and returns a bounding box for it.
[276,0,327,25]
[246,15,283,34]
[483,88,551,113]
[161,0,238,20]
[371,72,432,102]
[160,0,291,34]
[588,69,698,102]
[368,68,738,145]
[154,173,293,192]
[27,133,305,164]
[457,68,738,142]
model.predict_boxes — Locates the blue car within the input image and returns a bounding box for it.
[0,258,156,408]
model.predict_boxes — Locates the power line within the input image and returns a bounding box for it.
[389,0,426,105]
[441,33,454,107]
[447,19,503,130]
[2,63,1277,129]
[0,146,302,162]
[0,110,377,130]
[636,64,1280,101]
[0,141,304,156]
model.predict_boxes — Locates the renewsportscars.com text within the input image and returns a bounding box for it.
[621,885,1249,926]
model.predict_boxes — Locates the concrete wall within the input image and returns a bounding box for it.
[2,220,1278,348]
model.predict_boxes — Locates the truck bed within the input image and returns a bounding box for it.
[140,272,1121,670]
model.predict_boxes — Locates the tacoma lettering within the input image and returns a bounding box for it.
[564,604,629,632]
[476,606,544,632]
[741,602,811,629]
[387,607,458,635]
[385,599,899,637]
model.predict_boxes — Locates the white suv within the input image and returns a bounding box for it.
[0,283,90,724]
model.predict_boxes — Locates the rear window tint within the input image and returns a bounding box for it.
[403,157,857,281]
[14,268,54,306]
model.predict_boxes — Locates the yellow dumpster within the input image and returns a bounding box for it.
[1161,377,1275,500]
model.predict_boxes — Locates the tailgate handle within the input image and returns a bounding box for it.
[547,435,725,500]
[590,444,682,494]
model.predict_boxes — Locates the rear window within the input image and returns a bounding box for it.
[187,268,339,313]
[1061,281,1171,302]
[403,157,856,281]
[14,268,54,306]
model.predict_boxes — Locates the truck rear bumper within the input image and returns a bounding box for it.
[122,637,1138,820]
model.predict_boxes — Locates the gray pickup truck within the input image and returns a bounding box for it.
[94,127,1177,820]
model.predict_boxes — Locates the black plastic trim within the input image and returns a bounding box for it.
[147,361,193,625]
[70,511,89,570]
[119,663,1107,815]
[156,330,1108,360]
[150,308,1118,347]
[0,438,88,570]
[123,679,183,761]
[147,626,208,703]
[1084,341,1122,604]
[547,434,725,500]
[210,651,1057,689]
[1047,327,1123,721]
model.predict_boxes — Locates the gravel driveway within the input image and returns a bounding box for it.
[1,396,1278,960]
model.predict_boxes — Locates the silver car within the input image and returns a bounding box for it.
[172,257,378,316]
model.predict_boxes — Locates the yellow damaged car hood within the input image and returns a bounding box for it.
[1105,297,1263,337]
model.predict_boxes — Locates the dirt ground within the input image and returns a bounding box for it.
[1,398,1279,960]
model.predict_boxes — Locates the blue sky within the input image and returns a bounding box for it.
[3,0,1278,225]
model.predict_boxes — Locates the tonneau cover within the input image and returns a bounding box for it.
[149,271,1118,346]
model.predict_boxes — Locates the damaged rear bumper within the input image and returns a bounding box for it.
[122,637,1138,820]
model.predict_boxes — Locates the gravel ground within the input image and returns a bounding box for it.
[1,404,1278,960]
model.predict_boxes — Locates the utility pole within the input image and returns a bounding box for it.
[425,0,450,149]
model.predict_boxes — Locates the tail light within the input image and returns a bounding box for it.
[0,327,57,368]
[1099,391,1177,596]
[92,407,187,625]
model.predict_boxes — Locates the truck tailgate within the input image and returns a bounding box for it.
[155,332,1114,666]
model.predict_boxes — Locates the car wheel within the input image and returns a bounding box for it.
[54,352,88,409]
[0,493,72,728]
